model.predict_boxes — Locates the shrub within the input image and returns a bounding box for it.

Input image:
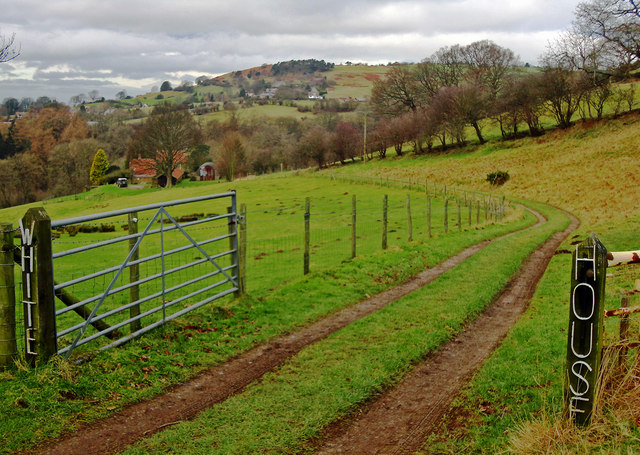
[486,171,510,186]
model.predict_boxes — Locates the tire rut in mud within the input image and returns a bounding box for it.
[30,208,547,455]
[313,211,579,455]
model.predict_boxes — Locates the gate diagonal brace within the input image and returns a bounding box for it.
[161,208,238,288]
[63,208,165,358]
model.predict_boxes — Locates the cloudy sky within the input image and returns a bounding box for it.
[0,0,581,104]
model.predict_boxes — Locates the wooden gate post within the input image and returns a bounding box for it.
[565,233,607,426]
[444,199,449,233]
[351,195,356,259]
[406,194,413,242]
[128,212,141,333]
[21,208,57,365]
[427,196,432,239]
[0,223,17,369]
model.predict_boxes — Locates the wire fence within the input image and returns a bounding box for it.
[1,175,509,363]
[241,174,507,293]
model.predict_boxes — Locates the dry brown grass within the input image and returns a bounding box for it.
[508,347,640,454]
[357,111,640,231]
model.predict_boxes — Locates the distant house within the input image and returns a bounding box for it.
[308,87,323,100]
[130,151,187,187]
[198,162,216,181]
[259,88,277,99]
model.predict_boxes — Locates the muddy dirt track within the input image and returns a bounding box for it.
[30,206,577,455]
[314,211,579,454]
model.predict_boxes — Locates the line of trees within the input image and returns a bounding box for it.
[367,1,638,154]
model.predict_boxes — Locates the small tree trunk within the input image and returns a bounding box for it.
[471,121,485,144]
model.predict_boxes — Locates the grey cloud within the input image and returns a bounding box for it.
[0,0,581,102]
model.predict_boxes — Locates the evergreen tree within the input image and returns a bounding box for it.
[89,148,110,185]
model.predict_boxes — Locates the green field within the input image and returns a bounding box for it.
[0,171,529,452]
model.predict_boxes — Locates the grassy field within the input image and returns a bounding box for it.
[324,64,388,99]
[0,172,529,453]
[122,201,568,455]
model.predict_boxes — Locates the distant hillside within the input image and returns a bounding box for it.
[198,59,385,101]
[206,59,334,85]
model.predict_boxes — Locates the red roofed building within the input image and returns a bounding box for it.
[130,151,187,187]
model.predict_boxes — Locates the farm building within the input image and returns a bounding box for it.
[130,152,187,187]
[198,162,216,181]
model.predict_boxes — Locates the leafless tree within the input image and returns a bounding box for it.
[573,0,640,75]
[539,68,587,128]
[461,40,519,99]
[429,44,466,87]
[129,103,202,187]
[370,67,419,116]
[0,33,20,63]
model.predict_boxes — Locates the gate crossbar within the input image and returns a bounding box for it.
[57,264,236,338]
[53,213,232,260]
[58,277,236,355]
[98,287,238,352]
[53,232,233,291]
[56,249,233,316]
[51,192,236,228]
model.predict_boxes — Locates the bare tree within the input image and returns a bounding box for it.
[370,67,419,116]
[539,68,586,128]
[429,44,466,87]
[129,103,202,187]
[297,126,331,169]
[495,74,546,137]
[462,40,519,99]
[574,0,640,75]
[0,33,20,63]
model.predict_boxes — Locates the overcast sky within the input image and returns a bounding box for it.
[0,0,581,104]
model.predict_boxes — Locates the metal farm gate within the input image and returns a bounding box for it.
[12,191,245,363]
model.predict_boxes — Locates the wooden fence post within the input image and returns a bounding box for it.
[238,203,247,295]
[128,212,141,333]
[468,201,472,227]
[304,197,310,275]
[407,194,413,242]
[444,198,449,233]
[565,234,607,426]
[351,195,356,259]
[0,223,17,369]
[382,195,388,250]
[619,296,630,371]
[457,200,462,231]
[21,208,57,365]
[476,199,480,225]
[427,196,432,239]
